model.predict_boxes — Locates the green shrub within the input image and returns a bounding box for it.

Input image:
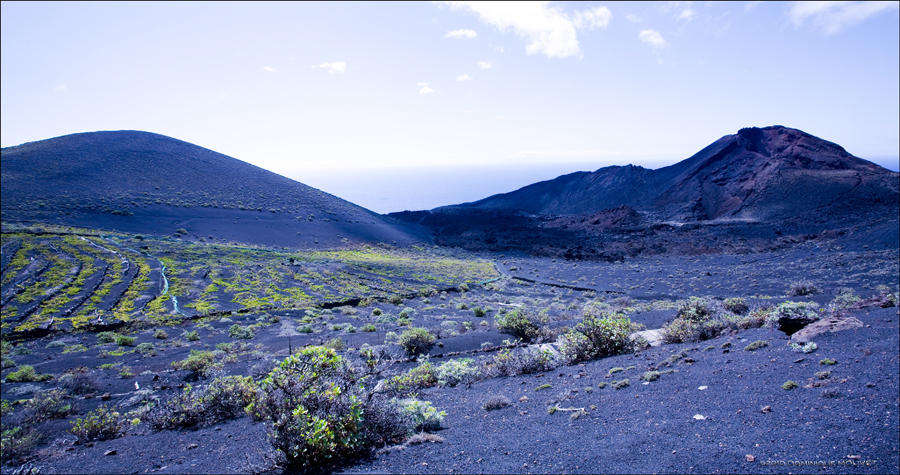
[472,307,486,318]
[45,340,66,348]
[147,376,258,431]
[183,330,201,342]
[397,328,435,357]
[831,288,860,309]
[136,342,156,356]
[23,389,75,422]
[228,324,254,340]
[723,298,749,315]
[534,384,552,391]
[782,381,799,390]
[559,313,636,363]
[97,332,118,344]
[643,371,661,382]
[361,324,377,333]
[119,365,134,378]
[171,350,222,378]
[1,426,40,463]
[372,308,383,316]
[482,346,557,377]
[154,329,168,339]
[399,307,414,319]
[58,367,100,394]
[376,314,397,324]
[744,340,768,351]
[5,365,52,383]
[788,281,819,296]
[324,338,346,351]
[455,302,469,310]
[612,379,630,389]
[115,335,136,346]
[661,297,718,343]
[398,398,445,432]
[436,358,479,387]
[254,347,407,469]
[385,360,438,395]
[815,371,831,380]
[297,325,313,334]
[494,309,550,343]
[789,342,817,354]
[345,324,357,333]
[70,405,123,441]
[388,295,404,305]
[820,358,837,365]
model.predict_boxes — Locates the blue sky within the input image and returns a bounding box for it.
[2,2,898,211]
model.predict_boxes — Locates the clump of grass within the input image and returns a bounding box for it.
[115,335,136,346]
[397,328,435,357]
[96,332,118,344]
[782,381,799,390]
[597,382,607,388]
[643,371,660,382]
[534,384,552,391]
[228,324,254,340]
[607,367,625,376]
[819,358,837,365]
[361,324,377,332]
[612,379,630,389]
[744,340,768,351]
[153,329,168,339]
[815,371,831,380]
[324,338,346,351]
[297,325,313,334]
[182,330,200,342]
[5,365,53,382]
[723,297,749,314]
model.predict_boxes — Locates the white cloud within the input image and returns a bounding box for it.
[788,1,899,34]
[263,66,277,73]
[494,45,505,52]
[625,13,642,23]
[419,86,434,94]
[573,6,612,30]
[639,29,669,48]
[477,61,492,69]
[457,74,473,81]
[677,8,696,21]
[52,84,67,93]
[443,2,581,58]
[445,29,478,39]
[417,81,430,86]
[745,1,763,12]
[314,62,346,74]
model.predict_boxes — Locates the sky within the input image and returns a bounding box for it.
[2,1,899,212]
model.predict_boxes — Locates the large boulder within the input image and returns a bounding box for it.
[790,316,864,344]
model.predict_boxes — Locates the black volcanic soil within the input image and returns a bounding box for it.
[2,242,897,474]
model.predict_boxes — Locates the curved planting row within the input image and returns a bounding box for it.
[0,233,161,336]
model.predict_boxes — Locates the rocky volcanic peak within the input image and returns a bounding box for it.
[448,126,898,222]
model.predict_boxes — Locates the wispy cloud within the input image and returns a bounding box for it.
[313,62,346,74]
[625,13,642,23]
[457,74,473,81]
[573,6,612,30]
[677,8,696,21]
[477,61,492,69]
[494,45,505,53]
[263,66,277,73]
[639,29,669,48]
[745,1,763,12]
[445,29,478,39]
[52,84,67,93]
[419,86,434,94]
[417,81,430,86]
[788,1,899,34]
[442,2,581,58]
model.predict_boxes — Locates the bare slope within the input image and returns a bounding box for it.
[1,131,425,247]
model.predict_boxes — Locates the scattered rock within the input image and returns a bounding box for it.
[791,316,864,344]
[693,414,707,420]
[100,392,111,401]
[746,454,755,462]
[519,396,528,402]
[186,443,198,450]
[698,386,708,390]
[104,449,117,456]
[761,405,772,414]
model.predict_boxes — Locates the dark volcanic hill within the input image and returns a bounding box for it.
[392,126,899,258]
[1,131,425,247]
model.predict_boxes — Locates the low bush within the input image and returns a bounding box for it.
[788,281,819,296]
[297,325,313,333]
[361,324,377,333]
[559,313,637,363]
[254,347,410,469]
[324,338,346,351]
[70,405,124,441]
[482,395,511,411]
[171,350,222,378]
[154,329,168,339]
[182,330,200,342]
[397,398,445,432]
[782,380,799,390]
[436,358,479,387]
[820,358,837,365]
[58,367,100,395]
[472,307,486,318]
[148,376,258,431]
[228,324,254,340]
[5,365,52,383]
[115,335,136,346]
[494,309,551,343]
[482,346,558,377]
[723,297,749,314]
[385,360,438,394]
[23,389,75,422]
[97,332,118,344]
[612,379,630,389]
[1,425,40,463]
[744,340,768,351]
[136,342,156,356]
[397,328,435,357]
